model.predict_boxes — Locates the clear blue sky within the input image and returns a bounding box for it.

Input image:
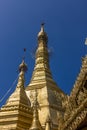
[0,0,87,107]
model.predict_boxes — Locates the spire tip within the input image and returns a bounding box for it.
[41,22,45,32]
[41,22,45,26]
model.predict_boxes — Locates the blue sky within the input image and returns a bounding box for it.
[0,0,87,107]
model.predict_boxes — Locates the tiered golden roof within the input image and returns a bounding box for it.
[0,25,87,130]
[26,24,66,130]
[0,60,33,130]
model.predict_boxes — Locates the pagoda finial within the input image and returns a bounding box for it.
[38,23,48,42]
[17,50,28,88]
[18,60,28,73]
[17,60,28,88]
[41,22,45,32]
[41,22,45,26]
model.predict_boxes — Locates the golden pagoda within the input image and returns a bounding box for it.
[0,60,33,129]
[26,24,66,130]
[0,24,87,130]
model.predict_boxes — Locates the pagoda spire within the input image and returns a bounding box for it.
[38,23,48,43]
[17,59,28,88]
[26,25,65,128]
[29,90,42,130]
[36,23,49,70]
[26,24,56,90]
[40,23,45,32]
[0,58,32,130]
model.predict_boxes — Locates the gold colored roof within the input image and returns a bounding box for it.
[26,24,66,128]
[0,60,32,130]
[26,24,64,94]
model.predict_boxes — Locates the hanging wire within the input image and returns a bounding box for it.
[0,75,19,103]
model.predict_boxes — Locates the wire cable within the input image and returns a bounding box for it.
[0,75,18,103]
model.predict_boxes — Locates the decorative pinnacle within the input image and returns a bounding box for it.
[29,90,42,130]
[19,60,28,72]
[32,89,39,109]
[38,23,48,42]
[18,48,28,72]
[41,22,45,26]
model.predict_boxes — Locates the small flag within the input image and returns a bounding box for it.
[85,38,87,45]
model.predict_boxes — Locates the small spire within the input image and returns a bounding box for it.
[38,23,48,42]
[17,60,28,88]
[32,89,39,109]
[18,60,28,73]
[29,90,42,130]
[17,50,28,88]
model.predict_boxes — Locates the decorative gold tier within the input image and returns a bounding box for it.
[0,60,33,130]
[26,24,66,129]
